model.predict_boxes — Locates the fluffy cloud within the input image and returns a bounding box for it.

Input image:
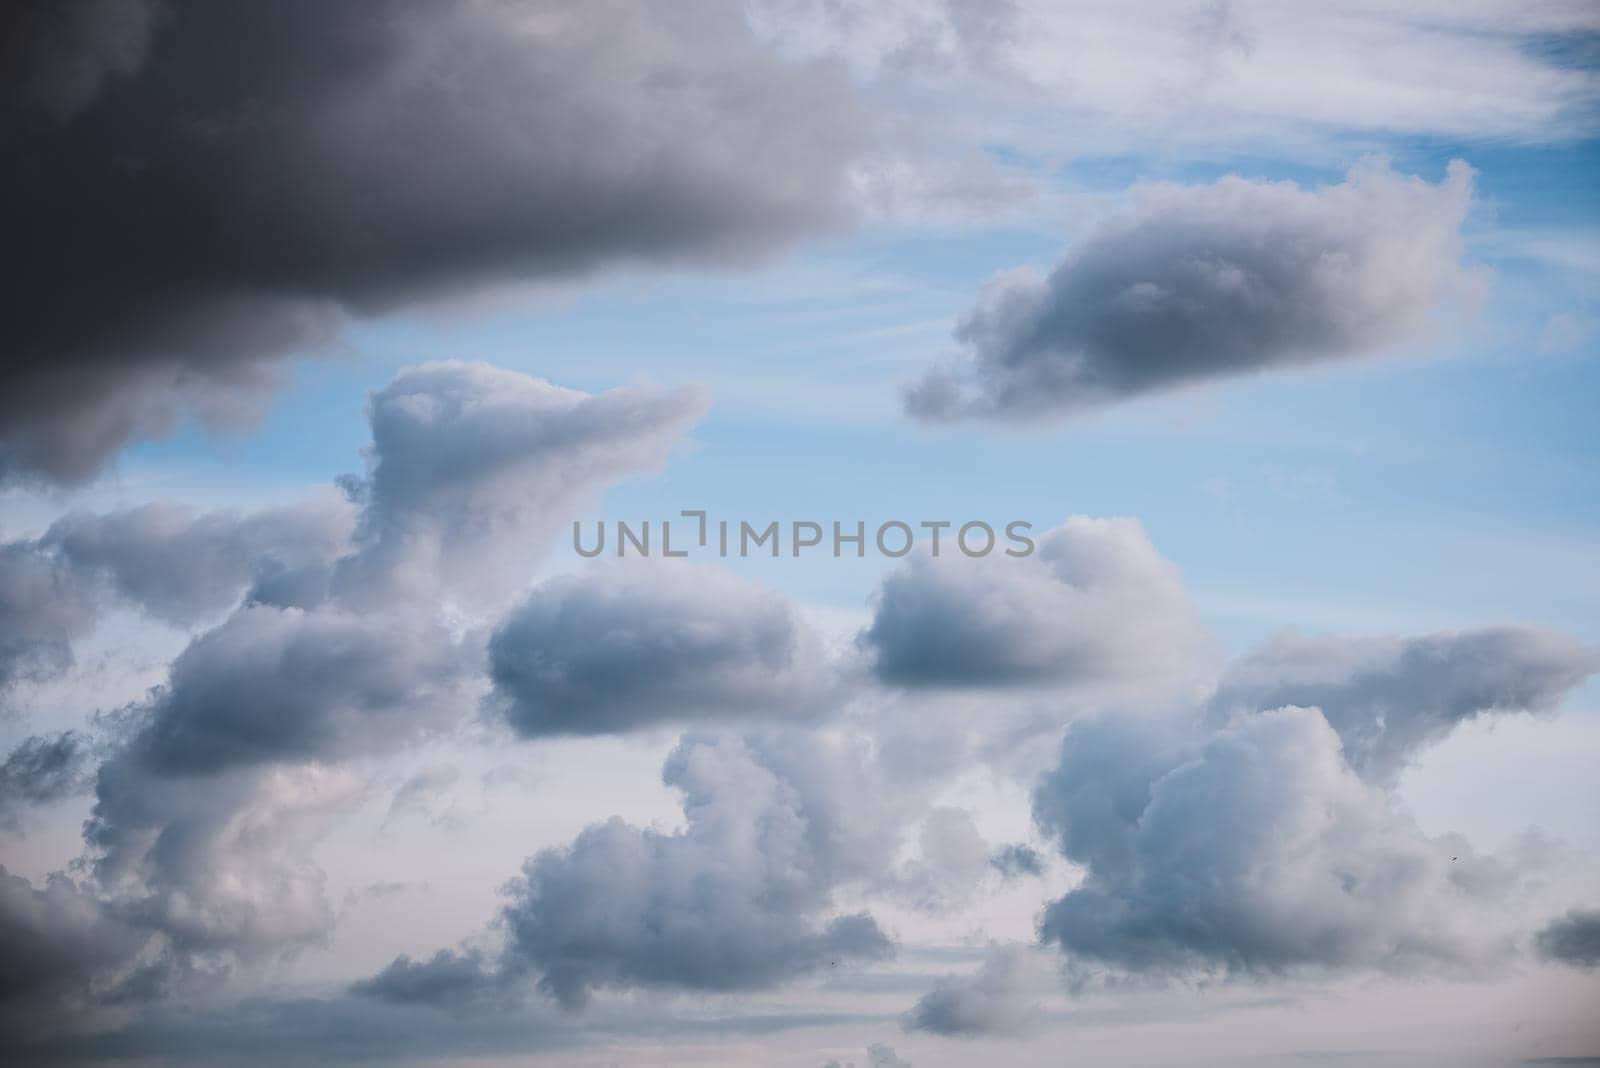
[0,732,92,826]
[1536,909,1600,968]
[333,362,708,609]
[4,360,704,1031]
[989,843,1044,880]
[501,732,896,1008]
[85,759,366,964]
[43,495,355,624]
[0,0,863,483]
[0,493,355,696]
[906,162,1475,421]
[891,807,997,913]
[489,563,839,737]
[360,731,902,1010]
[120,605,472,776]
[0,541,99,694]
[861,516,1201,691]
[1206,626,1598,785]
[1034,706,1540,978]
[0,865,148,1040]
[903,944,1044,1037]
[72,592,473,970]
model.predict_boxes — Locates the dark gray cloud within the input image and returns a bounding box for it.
[1206,626,1597,785]
[1,0,864,483]
[1536,909,1600,968]
[861,517,1201,690]
[1033,705,1540,979]
[489,563,838,737]
[332,362,709,609]
[906,161,1475,421]
[362,732,901,1010]
[0,732,92,825]
[0,0,158,120]
[0,864,149,1041]
[903,944,1042,1037]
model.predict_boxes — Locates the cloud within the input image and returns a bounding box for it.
[868,1043,913,1068]
[0,0,863,484]
[489,563,839,737]
[903,944,1043,1037]
[754,1,1600,148]
[989,843,1044,880]
[891,807,996,913]
[1206,626,1598,785]
[501,733,896,1008]
[906,161,1476,421]
[0,732,92,826]
[85,759,366,962]
[385,765,462,828]
[350,949,503,1010]
[861,516,1201,691]
[1536,909,1600,968]
[43,495,355,625]
[1,492,355,696]
[1033,706,1541,979]
[332,362,708,609]
[0,865,148,1040]
[0,540,99,694]
[72,596,475,967]
[118,605,471,777]
[361,731,901,1010]
[1,359,708,1036]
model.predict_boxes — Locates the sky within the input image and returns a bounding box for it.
[2,2,1599,1066]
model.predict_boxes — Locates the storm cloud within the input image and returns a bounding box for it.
[489,563,840,737]
[861,516,1201,690]
[1206,626,1598,785]
[906,161,1475,421]
[0,0,864,483]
